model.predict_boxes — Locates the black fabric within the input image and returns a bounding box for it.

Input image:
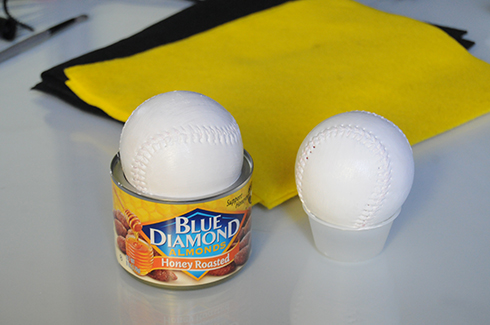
[432,24,475,50]
[33,0,291,117]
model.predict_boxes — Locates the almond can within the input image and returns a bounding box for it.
[110,151,253,289]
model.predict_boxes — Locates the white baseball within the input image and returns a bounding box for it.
[119,91,243,200]
[295,111,414,228]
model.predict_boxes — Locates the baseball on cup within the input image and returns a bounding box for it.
[295,111,414,262]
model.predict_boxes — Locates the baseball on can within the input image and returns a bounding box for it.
[112,91,254,288]
[295,111,414,261]
[119,91,244,200]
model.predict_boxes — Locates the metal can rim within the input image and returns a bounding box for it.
[110,150,254,204]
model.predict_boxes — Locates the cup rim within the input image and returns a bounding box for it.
[304,206,401,231]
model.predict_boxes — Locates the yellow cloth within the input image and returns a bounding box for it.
[65,0,490,209]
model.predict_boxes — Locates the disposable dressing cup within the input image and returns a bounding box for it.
[305,207,401,263]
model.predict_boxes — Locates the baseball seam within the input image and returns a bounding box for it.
[295,124,392,228]
[128,122,241,193]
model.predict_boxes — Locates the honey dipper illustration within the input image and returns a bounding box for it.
[113,188,154,275]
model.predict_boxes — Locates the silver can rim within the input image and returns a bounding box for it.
[110,150,254,204]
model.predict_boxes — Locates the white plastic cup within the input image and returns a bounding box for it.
[305,207,401,263]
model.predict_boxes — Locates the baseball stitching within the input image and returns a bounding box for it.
[128,122,241,193]
[295,124,392,228]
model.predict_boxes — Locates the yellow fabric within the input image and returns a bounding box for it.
[65,0,490,209]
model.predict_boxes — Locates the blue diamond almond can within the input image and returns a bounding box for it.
[110,151,253,289]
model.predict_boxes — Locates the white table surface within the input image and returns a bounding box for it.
[1,0,490,323]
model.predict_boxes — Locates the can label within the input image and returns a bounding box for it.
[112,173,252,288]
